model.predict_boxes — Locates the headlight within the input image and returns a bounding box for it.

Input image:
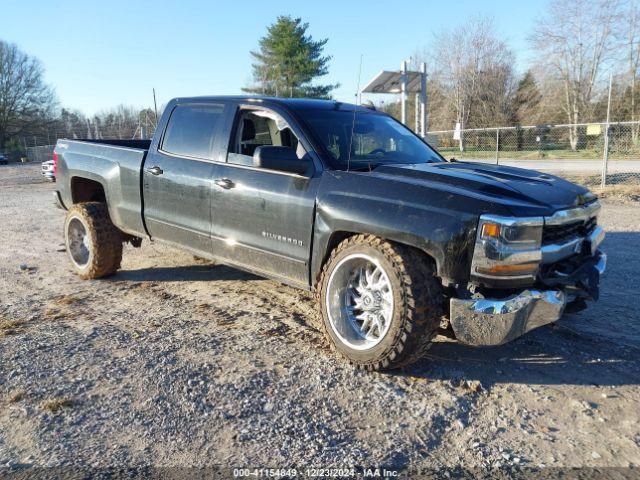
[471,215,543,281]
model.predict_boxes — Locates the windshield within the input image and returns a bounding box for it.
[302,109,444,170]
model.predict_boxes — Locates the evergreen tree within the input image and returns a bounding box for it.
[243,16,338,98]
[513,70,542,124]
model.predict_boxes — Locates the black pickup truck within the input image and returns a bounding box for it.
[53,96,606,370]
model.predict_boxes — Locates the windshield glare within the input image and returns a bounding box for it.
[303,109,444,170]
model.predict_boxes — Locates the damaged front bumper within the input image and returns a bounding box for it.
[450,251,606,346]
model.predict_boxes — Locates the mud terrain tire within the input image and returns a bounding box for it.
[317,235,443,371]
[64,202,123,279]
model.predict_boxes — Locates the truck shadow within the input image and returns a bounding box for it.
[400,230,640,387]
[399,324,640,387]
[115,263,261,283]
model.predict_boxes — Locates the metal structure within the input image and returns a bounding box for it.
[601,74,613,187]
[362,61,428,137]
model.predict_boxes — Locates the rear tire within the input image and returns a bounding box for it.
[317,235,443,371]
[64,202,123,279]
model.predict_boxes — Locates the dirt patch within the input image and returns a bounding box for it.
[43,295,84,321]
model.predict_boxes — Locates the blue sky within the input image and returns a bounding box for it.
[3,0,545,115]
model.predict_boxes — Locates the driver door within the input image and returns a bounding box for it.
[211,106,320,286]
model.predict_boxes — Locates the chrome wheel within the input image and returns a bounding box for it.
[326,253,394,350]
[67,217,91,268]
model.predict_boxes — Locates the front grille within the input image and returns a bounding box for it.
[542,216,596,245]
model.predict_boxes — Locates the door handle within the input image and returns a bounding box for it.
[214,178,235,189]
[147,166,163,176]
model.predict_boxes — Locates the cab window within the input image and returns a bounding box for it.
[228,109,303,166]
[161,104,225,159]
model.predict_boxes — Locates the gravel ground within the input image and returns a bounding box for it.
[1,163,639,474]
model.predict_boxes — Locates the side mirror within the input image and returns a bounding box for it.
[253,146,310,175]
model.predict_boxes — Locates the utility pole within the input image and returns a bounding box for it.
[601,74,613,187]
[400,60,407,125]
[414,93,419,133]
[420,62,427,138]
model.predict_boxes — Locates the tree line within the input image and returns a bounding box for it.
[385,0,640,140]
[0,41,157,154]
[2,0,640,154]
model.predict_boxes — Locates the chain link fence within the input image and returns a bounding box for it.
[1,125,157,163]
[7,121,640,189]
[427,121,640,187]
[25,145,55,164]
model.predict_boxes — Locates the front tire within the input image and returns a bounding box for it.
[64,202,123,279]
[317,235,443,371]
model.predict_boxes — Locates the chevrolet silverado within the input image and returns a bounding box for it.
[52,97,606,370]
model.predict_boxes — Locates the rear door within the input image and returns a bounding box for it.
[143,102,226,257]
[210,105,321,286]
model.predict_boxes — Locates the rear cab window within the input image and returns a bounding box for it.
[161,104,225,160]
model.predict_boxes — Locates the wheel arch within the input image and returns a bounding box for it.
[312,228,443,289]
[67,175,136,237]
[311,190,479,288]
[70,176,107,204]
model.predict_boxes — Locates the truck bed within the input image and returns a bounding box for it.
[55,138,151,238]
[72,139,152,150]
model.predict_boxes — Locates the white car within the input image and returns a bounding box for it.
[41,160,55,182]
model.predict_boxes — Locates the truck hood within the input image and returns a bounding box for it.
[370,161,595,216]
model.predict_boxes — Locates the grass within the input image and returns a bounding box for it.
[592,184,640,201]
[0,314,27,337]
[7,390,75,412]
[43,294,83,321]
[438,147,640,161]
[1,295,85,339]
[558,172,640,188]
[556,174,640,199]
[54,295,82,306]
[195,303,211,312]
[7,390,26,403]
[40,398,74,412]
[458,379,483,395]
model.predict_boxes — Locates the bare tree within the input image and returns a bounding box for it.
[0,40,56,149]
[430,16,517,147]
[617,0,640,140]
[626,1,640,123]
[530,0,621,149]
[90,105,140,139]
[51,105,156,141]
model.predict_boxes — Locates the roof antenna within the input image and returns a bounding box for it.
[347,54,363,173]
[152,88,159,125]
